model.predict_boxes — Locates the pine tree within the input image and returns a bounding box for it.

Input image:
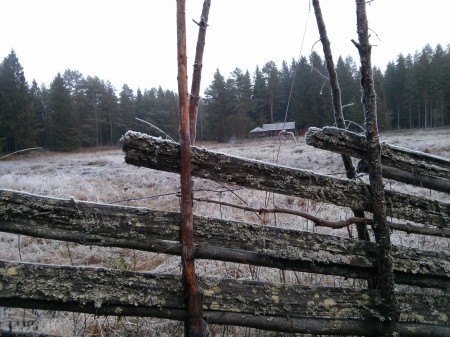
[203,70,229,141]
[102,81,118,145]
[262,61,281,122]
[46,73,79,151]
[29,80,46,147]
[115,84,136,140]
[430,44,446,127]
[0,50,35,153]
[251,66,269,125]
[226,68,253,139]
[278,60,295,123]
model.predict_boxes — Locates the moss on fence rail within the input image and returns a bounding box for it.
[121,132,450,228]
[1,189,449,289]
[0,260,448,336]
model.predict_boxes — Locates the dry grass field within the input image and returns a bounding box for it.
[0,127,449,336]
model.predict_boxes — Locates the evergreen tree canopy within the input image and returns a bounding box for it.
[0,50,34,153]
[1,43,449,150]
[46,73,79,151]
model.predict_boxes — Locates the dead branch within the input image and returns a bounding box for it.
[0,147,43,160]
[194,196,450,237]
[188,0,211,144]
[194,196,365,229]
[135,117,175,141]
[354,1,399,334]
[312,0,370,244]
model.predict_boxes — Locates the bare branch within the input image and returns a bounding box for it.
[194,196,366,229]
[0,147,43,160]
[135,118,175,142]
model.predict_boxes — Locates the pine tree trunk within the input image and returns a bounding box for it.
[176,1,206,335]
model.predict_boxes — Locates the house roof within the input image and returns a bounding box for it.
[249,127,263,133]
[250,122,295,133]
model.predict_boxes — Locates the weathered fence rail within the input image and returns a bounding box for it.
[1,189,449,289]
[122,132,450,229]
[305,127,450,193]
[1,260,449,337]
[1,129,449,336]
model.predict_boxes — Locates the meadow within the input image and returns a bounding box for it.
[0,127,449,336]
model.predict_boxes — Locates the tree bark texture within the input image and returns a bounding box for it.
[177,1,206,335]
[189,0,210,144]
[306,127,450,193]
[354,1,399,335]
[0,260,448,337]
[121,132,450,229]
[1,189,448,290]
[312,0,370,243]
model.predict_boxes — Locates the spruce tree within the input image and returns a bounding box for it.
[203,70,228,141]
[0,50,35,153]
[46,73,79,151]
[251,66,269,125]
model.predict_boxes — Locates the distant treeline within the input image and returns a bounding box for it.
[1,43,449,152]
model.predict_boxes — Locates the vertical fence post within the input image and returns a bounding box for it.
[352,1,399,336]
[176,1,207,336]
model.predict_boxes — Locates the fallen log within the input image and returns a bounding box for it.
[0,260,448,337]
[305,127,450,193]
[1,189,448,289]
[120,131,450,228]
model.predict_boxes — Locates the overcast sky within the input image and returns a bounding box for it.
[1,0,448,94]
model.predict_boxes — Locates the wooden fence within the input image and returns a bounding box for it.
[1,128,449,336]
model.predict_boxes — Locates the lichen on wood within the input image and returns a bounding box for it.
[306,127,450,193]
[1,189,448,289]
[121,131,450,228]
[1,260,448,336]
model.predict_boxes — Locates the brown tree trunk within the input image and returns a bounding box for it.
[353,1,399,335]
[189,0,211,144]
[176,1,206,335]
[311,0,370,247]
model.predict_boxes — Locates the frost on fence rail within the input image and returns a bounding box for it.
[306,126,450,193]
[1,189,448,289]
[121,131,450,229]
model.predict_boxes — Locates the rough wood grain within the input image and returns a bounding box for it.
[312,0,371,245]
[1,189,448,289]
[0,260,448,336]
[121,132,450,228]
[306,127,450,193]
[354,3,400,333]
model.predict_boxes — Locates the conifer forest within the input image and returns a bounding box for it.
[1,43,449,153]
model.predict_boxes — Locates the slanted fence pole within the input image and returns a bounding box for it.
[311,0,371,247]
[352,1,399,336]
[189,0,211,145]
[176,1,206,336]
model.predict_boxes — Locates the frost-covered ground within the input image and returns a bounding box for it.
[0,127,449,336]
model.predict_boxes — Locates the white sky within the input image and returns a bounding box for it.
[1,0,448,94]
